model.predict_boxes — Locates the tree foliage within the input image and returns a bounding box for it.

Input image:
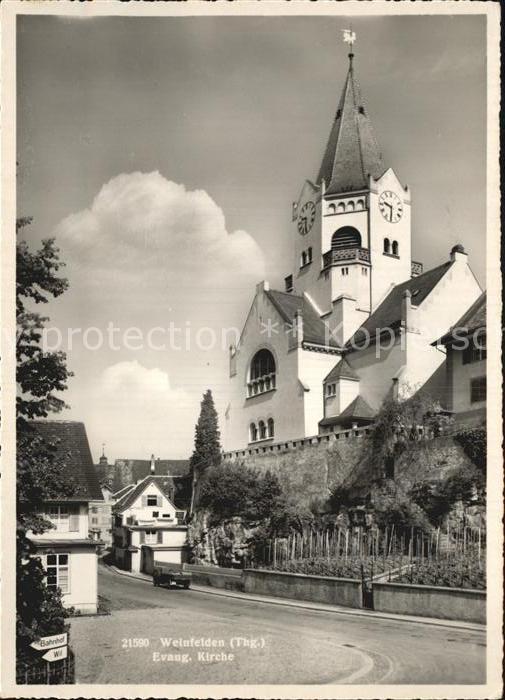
[331,389,454,508]
[189,389,221,479]
[197,461,313,536]
[198,462,280,523]
[16,219,74,661]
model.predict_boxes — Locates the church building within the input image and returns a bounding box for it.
[224,42,482,453]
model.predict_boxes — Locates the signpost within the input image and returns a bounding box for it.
[30,632,68,653]
[42,646,68,663]
[31,631,69,682]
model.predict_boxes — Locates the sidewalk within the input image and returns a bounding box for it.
[104,562,485,633]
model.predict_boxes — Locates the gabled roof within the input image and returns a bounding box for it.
[29,421,103,502]
[317,55,385,195]
[114,474,191,513]
[435,291,486,345]
[347,261,452,347]
[324,357,359,383]
[265,289,340,348]
[112,483,135,500]
[115,459,189,481]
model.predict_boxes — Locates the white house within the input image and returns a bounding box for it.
[112,461,189,574]
[28,421,103,614]
[224,48,482,452]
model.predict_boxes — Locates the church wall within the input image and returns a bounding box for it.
[297,349,338,436]
[345,338,406,411]
[399,255,482,398]
[224,291,306,452]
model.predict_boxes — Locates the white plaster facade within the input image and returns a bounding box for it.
[112,476,188,573]
[223,52,484,453]
[30,503,99,614]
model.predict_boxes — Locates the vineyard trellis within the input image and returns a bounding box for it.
[247,524,485,590]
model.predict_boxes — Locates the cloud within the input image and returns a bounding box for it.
[83,360,197,459]
[56,171,265,290]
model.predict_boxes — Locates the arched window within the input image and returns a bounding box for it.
[356,199,364,210]
[328,203,336,214]
[307,247,312,263]
[248,349,276,397]
[250,423,258,443]
[301,251,307,267]
[259,420,267,440]
[267,418,275,438]
[331,226,362,250]
[347,200,355,212]
[392,240,399,256]
[337,202,346,214]
[383,238,391,254]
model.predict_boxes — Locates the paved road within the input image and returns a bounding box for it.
[70,563,486,685]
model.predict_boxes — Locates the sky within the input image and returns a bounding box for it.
[17,13,487,462]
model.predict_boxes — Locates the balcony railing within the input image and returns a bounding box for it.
[411,260,424,276]
[322,247,370,268]
[247,373,276,398]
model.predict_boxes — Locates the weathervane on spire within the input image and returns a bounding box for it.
[342,28,356,48]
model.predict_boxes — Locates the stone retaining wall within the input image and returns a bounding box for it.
[243,569,363,609]
[184,563,243,591]
[373,581,486,623]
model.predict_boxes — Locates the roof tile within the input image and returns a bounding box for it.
[30,421,103,501]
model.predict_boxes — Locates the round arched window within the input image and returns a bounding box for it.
[331,226,362,250]
[248,349,276,397]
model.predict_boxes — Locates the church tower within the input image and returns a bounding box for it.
[288,39,412,345]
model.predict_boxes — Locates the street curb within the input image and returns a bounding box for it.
[101,562,485,633]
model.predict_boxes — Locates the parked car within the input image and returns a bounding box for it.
[152,562,191,589]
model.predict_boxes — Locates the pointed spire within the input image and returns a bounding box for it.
[317,51,385,195]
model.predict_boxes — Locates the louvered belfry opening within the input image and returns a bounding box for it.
[331,226,362,250]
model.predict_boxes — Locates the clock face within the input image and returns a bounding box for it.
[297,201,316,235]
[379,191,403,223]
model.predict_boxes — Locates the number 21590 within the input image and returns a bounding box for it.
[122,638,150,648]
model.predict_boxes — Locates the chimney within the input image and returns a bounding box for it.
[401,289,412,330]
[450,243,467,264]
[150,454,155,475]
[294,308,304,347]
[256,280,270,295]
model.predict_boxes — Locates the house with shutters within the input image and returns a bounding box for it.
[27,421,103,614]
[111,459,189,574]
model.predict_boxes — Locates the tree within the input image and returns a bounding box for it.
[16,219,74,670]
[189,390,221,512]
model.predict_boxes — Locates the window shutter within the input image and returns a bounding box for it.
[140,530,145,544]
[157,530,163,544]
[69,506,79,532]
[141,496,147,507]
